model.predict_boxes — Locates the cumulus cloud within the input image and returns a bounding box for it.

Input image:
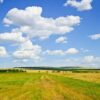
[64,0,93,11]
[0,29,27,43]
[45,48,79,56]
[13,40,42,60]
[66,48,79,54]
[82,55,100,68]
[0,46,7,57]
[84,55,94,63]
[89,34,100,40]
[45,50,65,56]
[0,6,81,64]
[3,6,81,39]
[56,36,67,43]
[63,56,100,68]
[83,55,100,63]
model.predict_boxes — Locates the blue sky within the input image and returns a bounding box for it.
[0,0,100,68]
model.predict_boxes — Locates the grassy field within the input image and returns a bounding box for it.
[0,72,100,100]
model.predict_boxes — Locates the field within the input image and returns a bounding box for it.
[0,72,100,100]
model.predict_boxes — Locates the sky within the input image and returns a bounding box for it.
[0,0,100,68]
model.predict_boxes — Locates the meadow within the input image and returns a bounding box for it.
[0,71,100,100]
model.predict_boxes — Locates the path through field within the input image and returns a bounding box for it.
[0,73,100,100]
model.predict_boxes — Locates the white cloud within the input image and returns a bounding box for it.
[0,6,81,63]
[84,55,94,63]
[3,6,81,39]
[84,55,100,63]
[45,50,65,56]
[0,46,7,57]
[0,29,27,43]
[64,0,93,11]
[56,36,67,43]
[67,56,100,68]
[13,40,42,60]
[13,59,29,63]
[66,48,79,54]
[80,48,89,53]
[82,56,100,68]
[89,34,100,40]
[0,0,3,3]
[45,48,79,56]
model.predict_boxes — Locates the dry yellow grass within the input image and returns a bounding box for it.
[60,73,100,83]
[0,72,99,100]
[26,69,54,73]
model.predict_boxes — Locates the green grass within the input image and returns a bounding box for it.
[50,74,100,99]
[0,72,99,100]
